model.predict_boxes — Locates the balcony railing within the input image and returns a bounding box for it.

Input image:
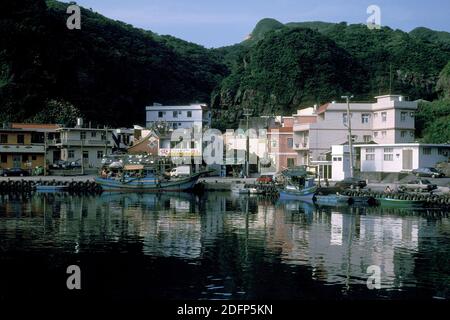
[53,139,111,146]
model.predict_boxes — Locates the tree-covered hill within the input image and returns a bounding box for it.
[0,0,228,126]
[212,18,450,128]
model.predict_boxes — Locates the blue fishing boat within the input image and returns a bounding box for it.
[95,164,204,192]
[35,184,68,193]
[278,167,317,202]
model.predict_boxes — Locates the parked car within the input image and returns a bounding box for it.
[51,160,81,170]
[2,168,30,177]
[335,177,367,190]
[257,175,273,184]
[399,179,437,193]
[412,167,445,178]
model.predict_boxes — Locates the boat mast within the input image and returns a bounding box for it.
[342,95,354,179]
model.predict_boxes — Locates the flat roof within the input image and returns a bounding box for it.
[356,143,450,148]
[146,104,207,111]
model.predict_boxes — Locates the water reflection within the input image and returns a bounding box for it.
[0,192,449,300]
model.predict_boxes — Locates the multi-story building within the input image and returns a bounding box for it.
[267,117,298,173]
[293,95,417,165]
[53,120,114,168]
[0,126,46,171]
[145,103,211,130]
[11,123,61,164]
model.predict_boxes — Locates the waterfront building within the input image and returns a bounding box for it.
[358,143,450,173]
[266,117,298,173]
[145,103,211,130]
[0,126,46,171]
[293,95,417,166]
[54,119,114,168]
[10,123,61,166]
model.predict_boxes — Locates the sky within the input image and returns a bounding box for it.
[66,0,450,48]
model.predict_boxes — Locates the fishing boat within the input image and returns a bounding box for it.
[278,167,317,202]
[377,197,426,208]
[95,164,204,192]
[231,181,249,194]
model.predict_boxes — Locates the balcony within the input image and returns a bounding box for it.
[53,139,112,147]
[293,142,309,150]
[0,144,45,153]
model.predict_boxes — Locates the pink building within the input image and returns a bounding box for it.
[267,117,298,173]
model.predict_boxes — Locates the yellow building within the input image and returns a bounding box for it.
[0,128,46,171]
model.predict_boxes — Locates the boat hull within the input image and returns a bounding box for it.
[95,173,202,192]
[378,198,426,208]
[279,186,317,202]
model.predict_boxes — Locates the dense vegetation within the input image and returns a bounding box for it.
[1,3,449,141]
[212,19,450,128]
[0,0,228,126]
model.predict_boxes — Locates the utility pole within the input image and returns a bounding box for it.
[341,95,354,178]
[81,136,84,175]
[243,108,252,178]
[43,132,47,176]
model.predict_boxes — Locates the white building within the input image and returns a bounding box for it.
[55,124,114,168]
[358,143,450,173]
[293,95,417,165]
[145,103,211,130]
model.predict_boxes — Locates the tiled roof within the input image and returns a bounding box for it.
[11,123,60,130]
[316,103,330,114]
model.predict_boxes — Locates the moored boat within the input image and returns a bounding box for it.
[378,197,426,207]
[278,167,317,202]
[95,164,204,192]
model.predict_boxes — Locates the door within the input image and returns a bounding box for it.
[402,149,413,170]
[13,154,21,168]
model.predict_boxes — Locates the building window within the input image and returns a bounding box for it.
[173,123,178,129]
[373,113,378,119]
[410,112,415,118]
[423,147,432,155]
[373,131,378,137]
[342,113,348,125]
[384,147,393,161]
[91,131,96,138]
[187,111,192,118]
[410,131,414,137]
[287,138,293,148]
[366,147,375,153]
[173,111,178,118]
[381,112,387,122]
[80,132,86,140]
[83,151,89,159]
[365,154,375,161]
[32,155,37,161]
[361,114,370,124]
[1,154,7,163]
[97,151,103,159]
[287,158,295,168]
[363,135,372,143]
[438,148,449,156]
[68,150,74,158]
[0,134,7,144]
[401,112,407,122]
[271,140,277,148]
[101,133,107,141]
[158,111,164,118]
[401,131,407,138]
[381,131,386,138]
[351,135,357,142]
[22,155,28,162]
[17,134,25,144]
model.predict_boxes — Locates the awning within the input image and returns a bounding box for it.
[124,164,144,171]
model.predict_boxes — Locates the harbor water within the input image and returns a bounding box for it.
[0,192,449,301]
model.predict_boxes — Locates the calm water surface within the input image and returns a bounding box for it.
[0,192,449,301]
